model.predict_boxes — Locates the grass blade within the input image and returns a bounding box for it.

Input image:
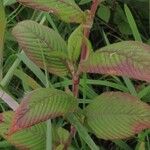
[124,4,142,41]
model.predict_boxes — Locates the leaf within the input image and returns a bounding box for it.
[12,20,69,76]
[0,111,46,150]
[79,41,150,82]
[0,111,74,149]
[84,92,150,140]
[8,122,46,150]
[17,0,86,23]
[9,88,78,134]
[68,25,92,62]
[97,4,110,23]
[0,111,11,138]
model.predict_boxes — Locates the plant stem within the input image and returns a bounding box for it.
[80,0,100,60]
[63,74,79,150]
[64,1,100,149]
[72,74,80,98]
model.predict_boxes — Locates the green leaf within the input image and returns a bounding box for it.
[84,92,150,140]
[0,111,12,138]
[17,0,86,23]
[8,123,46,150]
[68,25,92,62]
[12,20,69,77]
[0,111,74,149]
[0,111,46,150]
[97,4,110,22]
[80,41,150,82]
[9,88,78,133]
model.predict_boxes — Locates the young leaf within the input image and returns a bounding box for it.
[68,25,92,62]
[80,41,150,82]
[68,26,83,61]
[12,20,69,76]
[9,88,78,134]
[16,0,86,23]
[0,111,46,150]
[84,92,150,140]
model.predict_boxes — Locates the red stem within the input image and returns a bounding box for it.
[72,75,80,98]
[63,1,100,149]
[80,0,100,60]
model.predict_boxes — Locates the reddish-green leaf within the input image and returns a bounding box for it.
[80,41,150,82]
[84,92,150,140]
[0,111,72,149]
[0,111,46,150]
[17,0,86,23]
[9,88,78,134]
[12,20,69,76]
